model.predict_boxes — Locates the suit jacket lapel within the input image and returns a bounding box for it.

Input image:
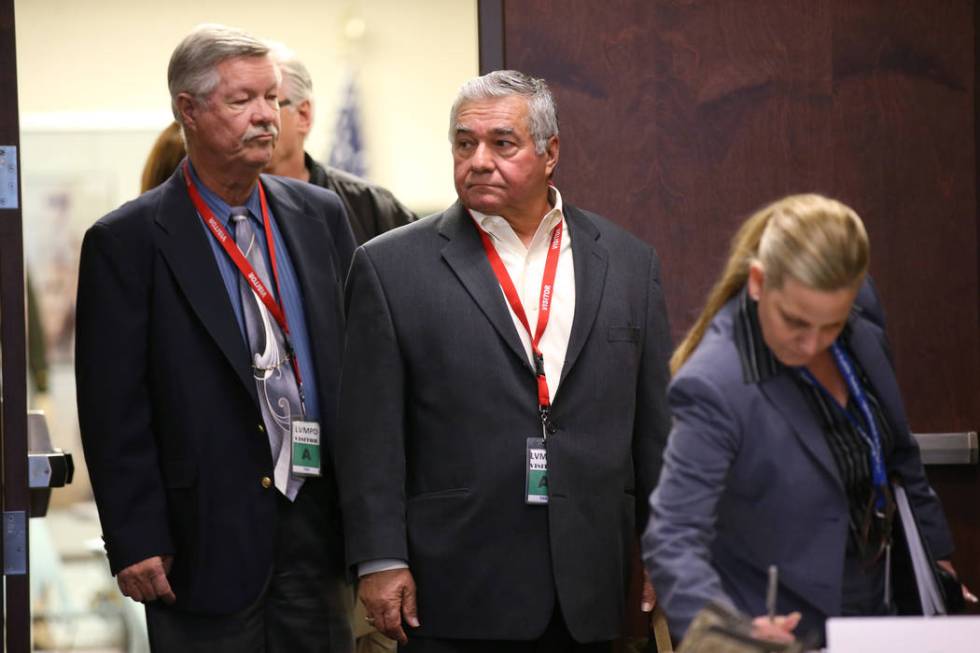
[845,316,909,442]
[155,168,257,402]
[759,370,845,494]
[559,205,607,387]
[438,203,531,370]
[757,311,905,497]
[260,175,341,397]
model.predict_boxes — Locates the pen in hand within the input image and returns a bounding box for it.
[766,564,778,622]
[753,565,800,643]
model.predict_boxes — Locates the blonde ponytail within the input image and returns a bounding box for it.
[671,194,869,375]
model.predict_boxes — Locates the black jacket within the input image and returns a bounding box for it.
[306,152,415,245]
[334,202,673,642]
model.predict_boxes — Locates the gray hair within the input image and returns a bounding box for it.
[168,24,271,124]
[266,41,314,106]
[449,70,558,154]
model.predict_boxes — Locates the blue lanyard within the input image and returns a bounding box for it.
[798,342,888,511]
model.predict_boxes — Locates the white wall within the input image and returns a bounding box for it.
[15,0,478,212]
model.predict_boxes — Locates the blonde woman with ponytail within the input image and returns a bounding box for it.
[642,195,964,646]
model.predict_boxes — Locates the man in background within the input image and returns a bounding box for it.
[265,44,415,244]
[76,24,354,652]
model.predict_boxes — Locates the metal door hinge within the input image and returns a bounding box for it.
[3,510,27,575]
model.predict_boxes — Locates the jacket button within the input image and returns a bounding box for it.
[261,476,273,489]
[257,424,265,433]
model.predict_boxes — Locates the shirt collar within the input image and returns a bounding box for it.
[469,186,564,245]
[186,159,263,228]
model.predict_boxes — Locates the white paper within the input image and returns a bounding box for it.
[893,484,945,616]
[828,616,980,653]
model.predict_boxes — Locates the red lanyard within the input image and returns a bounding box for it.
[473,213,562,411]
[183,161,302,383]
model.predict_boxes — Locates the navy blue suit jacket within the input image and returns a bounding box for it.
[75,166,354,614]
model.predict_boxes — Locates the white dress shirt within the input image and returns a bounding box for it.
[358,187,575,578]
[468,187,575,403]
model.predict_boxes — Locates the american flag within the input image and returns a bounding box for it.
[327,73,368,178]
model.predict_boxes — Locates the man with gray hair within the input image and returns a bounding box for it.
[334,70,673,651]
[265,45,415,245]
[76,24,354,652]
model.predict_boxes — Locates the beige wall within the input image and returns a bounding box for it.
[14,0,477,503]
[15,0,478,212]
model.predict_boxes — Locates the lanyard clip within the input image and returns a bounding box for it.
[533,352,546,378]
[539,405,557,436]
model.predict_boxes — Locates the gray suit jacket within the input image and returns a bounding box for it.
[333,201,673,642]
[643,285,953,641]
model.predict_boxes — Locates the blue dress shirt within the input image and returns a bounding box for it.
[188,161,320,420]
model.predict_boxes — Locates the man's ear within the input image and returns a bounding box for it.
[544,135,559,178]
[176,93,199,132]
[295,99,313,138]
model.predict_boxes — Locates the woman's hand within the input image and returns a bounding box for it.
[750,612,801,643]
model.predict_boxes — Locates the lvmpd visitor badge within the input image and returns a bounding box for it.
[291,420,321,477]
[525,436,548,505]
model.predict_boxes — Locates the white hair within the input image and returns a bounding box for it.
[449,70,558,154]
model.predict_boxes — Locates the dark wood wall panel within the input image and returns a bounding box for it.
[493,0,979,612]
[828,0,976,432]
[504,0,841,342]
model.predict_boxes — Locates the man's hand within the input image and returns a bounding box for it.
[358,568,419,645]
[116,555,175,604]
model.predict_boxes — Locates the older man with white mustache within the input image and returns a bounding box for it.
[75,24,356,652]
